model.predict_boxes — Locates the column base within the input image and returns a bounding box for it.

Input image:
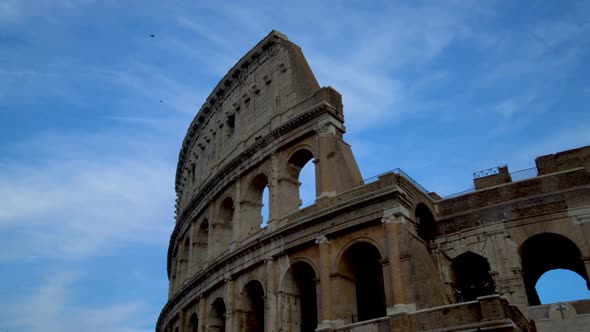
[387,303,416,316]
[315,319,345,331]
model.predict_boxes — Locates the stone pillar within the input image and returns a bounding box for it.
[265,257,277,331]
[382,204,415,315]
[231,177,241,251]
[316,235,341,329]
[269,152,280,228]
[198,297,206,332]
[179,310,186,332]
[225,277,237,331]
[315,123,335,200]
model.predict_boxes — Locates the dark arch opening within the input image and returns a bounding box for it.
[219,197,234,226]
[338,242,386,322]
[242,280,265,332]
[287,149,315,210]
[215,197,234,255]
[179,237,190,284]
[415,203,436,244]
[520,233,589,305]
[279,261,318,332]
[293,262,318,332]
[193,219,209,270]
[189,312,198,332]
[452,251,496,302]
[208,298,226,332]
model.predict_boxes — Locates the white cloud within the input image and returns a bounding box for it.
[0,270,153,332]
[0,131,175,261]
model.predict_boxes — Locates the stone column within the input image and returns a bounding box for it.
[225,276,237,331]
[316,235,340,329]
[314,121,337,200]
[382,204,414,315]
[265,257,277,331]
[231,177,241,251]
[179,310,186,332]
[198,296,206,332]
[268,152,280,228]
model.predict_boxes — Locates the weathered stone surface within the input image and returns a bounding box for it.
[157,31,589,332]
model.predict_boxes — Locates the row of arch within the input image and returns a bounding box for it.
[413,203,590,305]
[171,148,317,294]
[167,230,589,331]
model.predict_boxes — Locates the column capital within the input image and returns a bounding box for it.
[314,117,342,136]
[315,235,333,244]
[382,204,411,224]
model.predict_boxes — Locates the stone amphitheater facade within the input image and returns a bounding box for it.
[157,31,590,332]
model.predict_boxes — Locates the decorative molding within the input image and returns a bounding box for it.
[315,235,333,244]
[382,204,411,224]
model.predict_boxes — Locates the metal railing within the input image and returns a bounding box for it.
[361,168,430,195]
[473,165,506,179]
[445,166,539,198]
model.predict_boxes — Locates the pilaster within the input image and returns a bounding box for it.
[382,204,415,315]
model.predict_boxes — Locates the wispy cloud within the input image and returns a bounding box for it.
[0,270,153,332]
[0,131,175,261]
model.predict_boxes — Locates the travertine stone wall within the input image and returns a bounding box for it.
[158,30,588,332]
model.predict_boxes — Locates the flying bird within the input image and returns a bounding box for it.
[150,34,155,38]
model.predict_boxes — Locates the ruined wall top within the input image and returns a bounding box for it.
[175,30,326,201]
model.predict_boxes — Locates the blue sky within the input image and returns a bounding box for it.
[1,1,589,331]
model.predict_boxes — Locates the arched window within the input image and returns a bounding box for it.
[452,252,495,302]
[189,312,198,332]
[520,233,589,305]
[261,186,270,227]
[241,280,265,332]
[298,159,315,208]
[242,174,269,238]
[337,242,386,322]
[213,197,234,257]
[280,262,318,332]
[281,149,315,216]
[179,237,190,283]
[208,298,226,332]
[170,248,178,296]
[415,203,436,244]
[192,219,209,271]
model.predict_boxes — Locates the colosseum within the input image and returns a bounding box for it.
[156,31,590,332]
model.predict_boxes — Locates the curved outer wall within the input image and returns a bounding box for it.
[158,31,590,332]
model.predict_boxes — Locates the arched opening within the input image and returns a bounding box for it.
[281,149,316,215]
[192,219,209,272]
[452,251,495,302]
[179,237,190,284]
[242,174,269,238]
[214,197,234,257]
[189,312,198,332]
[415,203,436,244]
[261,186,270,227]
[520,233,589,305]
[169,248,178,297]
[207,298,226,332]
[240,280,265,332]
[299,160,315,208]
[537,269,590,304]
[337,242,386,323]
[280,261,318,332]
